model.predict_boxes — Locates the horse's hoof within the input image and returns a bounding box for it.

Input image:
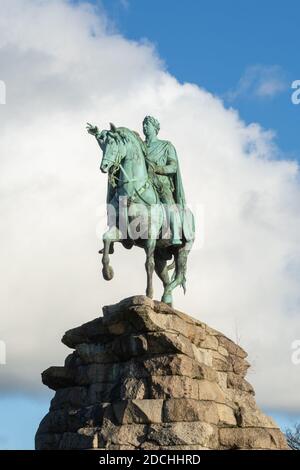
[146,289,154,299]
[102,266,114,281]
[162,293,172,306]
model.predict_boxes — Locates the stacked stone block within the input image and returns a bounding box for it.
[35,296,288,450]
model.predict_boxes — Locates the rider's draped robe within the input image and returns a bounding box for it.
[145,140,185,206]
[145,140,194,242]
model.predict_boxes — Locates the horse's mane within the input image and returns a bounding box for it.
[115,127,146,155]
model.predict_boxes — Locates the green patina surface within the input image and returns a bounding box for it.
[87,116,195,306]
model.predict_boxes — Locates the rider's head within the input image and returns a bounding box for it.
[143,116,160,139]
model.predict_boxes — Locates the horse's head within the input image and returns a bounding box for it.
[99,123,127,174]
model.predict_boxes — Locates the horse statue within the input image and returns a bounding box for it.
[87,121,195,306]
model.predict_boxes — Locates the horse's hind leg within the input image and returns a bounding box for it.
[99,244,114,255]
[145,239,156,299]
[154,254,172,305]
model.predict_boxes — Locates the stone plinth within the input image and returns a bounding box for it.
[35,296,288,450]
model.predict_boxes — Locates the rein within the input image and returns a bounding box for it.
[106,150,159,206]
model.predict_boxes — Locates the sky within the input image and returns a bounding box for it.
[98,0,300,158]
[0,0,300,449]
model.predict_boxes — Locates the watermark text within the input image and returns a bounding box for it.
[291,80,300,105]
[0,80,6,104]
[0,340,6,365]
[291,339,300,365]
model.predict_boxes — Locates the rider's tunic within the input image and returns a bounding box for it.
[145,140,177,204]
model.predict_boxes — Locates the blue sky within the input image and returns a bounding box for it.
[0,393,52,450]
[98,0,300,159]
[1,0,300,450]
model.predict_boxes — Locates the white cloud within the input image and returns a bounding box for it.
[0,0,299,413]
[227,65,287,101]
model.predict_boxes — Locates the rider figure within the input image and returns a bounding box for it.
[143,115,185,245]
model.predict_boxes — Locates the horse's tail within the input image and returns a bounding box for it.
[182,273,187,295]
[170,249,187,294]
[167,259,175,271]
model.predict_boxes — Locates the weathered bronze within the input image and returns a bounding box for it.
[87,117,195,305]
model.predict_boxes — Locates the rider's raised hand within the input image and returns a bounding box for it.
[86,123,99,136]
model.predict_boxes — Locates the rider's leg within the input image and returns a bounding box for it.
[160,190,182,245]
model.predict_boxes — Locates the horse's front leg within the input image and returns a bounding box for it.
[145,238,156,298]
[101,227,118,281]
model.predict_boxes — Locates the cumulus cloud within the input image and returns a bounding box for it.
[0,0,299,412]
[227,65,287,101]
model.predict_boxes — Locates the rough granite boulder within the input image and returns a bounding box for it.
[35,296,288,450]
